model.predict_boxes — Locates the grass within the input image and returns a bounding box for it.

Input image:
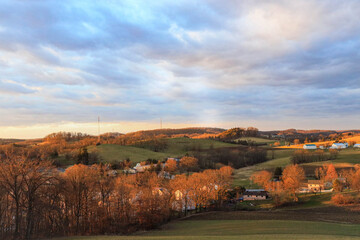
[278,135,360,149]
[233,147,359,188]
[237,137,276,144]
[88,144,170,164]
[163,138,236,155]
[86,138,238,164]
[333,148,360,164]
[288,192,333,209]
[53,220,360,240]
[233,149,294,187]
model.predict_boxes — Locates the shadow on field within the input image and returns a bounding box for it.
[185,206,360,224]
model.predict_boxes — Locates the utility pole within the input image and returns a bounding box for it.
[160,118,162,129]
[98,116,100,143]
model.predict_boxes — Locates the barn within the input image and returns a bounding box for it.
[303,144,317,150]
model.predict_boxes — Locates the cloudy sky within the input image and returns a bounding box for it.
[0,0,360,138]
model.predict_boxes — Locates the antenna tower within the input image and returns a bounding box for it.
[98,116,100,142]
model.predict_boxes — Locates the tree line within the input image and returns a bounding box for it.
[291,149,338,164]
[0,157,233,239]
[251,163,360,206]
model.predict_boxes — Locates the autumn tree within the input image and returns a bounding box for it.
[333,179,344,192]
[348,165,360,192]
[170,174,192,216]
[77,147,89,165]
[267,181,291,207]
[62,164,98,234]
[315,164,338,183]
[0,158,25,239]
[179,156,199,173]
[250,170,273,190]
[281,164,305,201]
[165,159,177,174]
[19,159,58,239]
[325,164,338,182]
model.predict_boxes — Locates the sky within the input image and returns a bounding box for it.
[0,0,360,138]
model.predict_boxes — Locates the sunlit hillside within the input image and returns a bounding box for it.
[278,135,360,149]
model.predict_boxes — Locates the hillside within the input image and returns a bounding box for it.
[121,127,225,139]
[278,135,360,149]
[88,137,236,164]
[0,138,25,145]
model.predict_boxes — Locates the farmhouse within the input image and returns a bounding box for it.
[133,163,154,173]
[307,180,324,192]
[331,143,348,149]
[167,157,180,162]
[303,144,317,150]
[243,189,268,200]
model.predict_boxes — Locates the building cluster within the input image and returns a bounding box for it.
[303,142,360,150]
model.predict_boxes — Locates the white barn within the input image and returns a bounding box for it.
[303,144,317,150]
[331,143,348,149]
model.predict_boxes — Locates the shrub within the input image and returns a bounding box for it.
[331,194,355,205]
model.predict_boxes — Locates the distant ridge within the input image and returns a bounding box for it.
[122,127,226,139]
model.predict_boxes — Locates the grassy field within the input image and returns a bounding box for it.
[278,135,360,149]
[86,138,237,164]
[163,137,236,155]
[53,220,360,240]
[233,149,294,187]
[237,137,276,145]
[88,144,170,164]
[233,147,360,187]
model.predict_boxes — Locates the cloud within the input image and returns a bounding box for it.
[0,79,37,94]
[0,0,359,137]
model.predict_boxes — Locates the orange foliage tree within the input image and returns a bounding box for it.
[165,159,177,174]
[179,156,199,173]
[250,170,273,190]
[281,164,305,201]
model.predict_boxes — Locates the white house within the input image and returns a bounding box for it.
[303,144,317,150]
[133,163,154,173]
[354,144,360,148]
[331,143,348,149]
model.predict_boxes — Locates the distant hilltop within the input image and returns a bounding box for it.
[2,127,360,145]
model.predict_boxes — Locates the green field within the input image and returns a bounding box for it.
[163,138,236,155]
[54,220,360,240]
[86,138,236,164]
[233,149,294,187]
[233,147,360,188]
[237,137,276,145]
[88,144,170,164]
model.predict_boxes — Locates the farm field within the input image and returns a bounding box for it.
[87,138,237,164]
[278,135,360,149]
[163,137,236,155]
[237,137,276,145]
[88,144,170,164]
[53,219,360,240]
[233,147,360,187]
[233,149,294,187]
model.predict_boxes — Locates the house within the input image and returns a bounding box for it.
[307,180,324,192]
[133,163,154,173]
[243,189,268,200]
[167,157,180,162]
[331,143,348,149]
[303,144,317,150]
[173,190,196,211]
[354,144,360,148]
[123,168,136,174]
